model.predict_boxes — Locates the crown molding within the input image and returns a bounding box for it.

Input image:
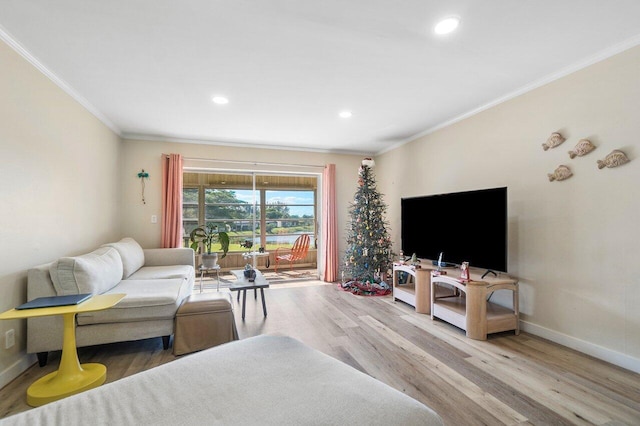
[122,132,373,156]
[0,25,121,136]
[377,33,640,156]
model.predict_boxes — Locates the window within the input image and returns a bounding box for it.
[263,190,315,250]
[182,173,317,253]
[205,188,256,251]
[182,188,199,246]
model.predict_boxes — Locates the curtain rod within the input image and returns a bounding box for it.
[164,154,325,170]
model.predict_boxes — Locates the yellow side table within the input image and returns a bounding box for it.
[0,294,125,406]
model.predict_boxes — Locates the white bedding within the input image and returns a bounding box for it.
[1,335,443,425]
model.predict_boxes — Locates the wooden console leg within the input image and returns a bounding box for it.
[465,284,487,340]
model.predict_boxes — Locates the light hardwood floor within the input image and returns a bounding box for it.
[2,282,639,425]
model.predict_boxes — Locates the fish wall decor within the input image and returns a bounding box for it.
[548,165,573,182]
[542,132,566,151]
[597,149,630,169]
[568,139,596,159]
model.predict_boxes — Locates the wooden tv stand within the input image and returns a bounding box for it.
[430,271,519,340]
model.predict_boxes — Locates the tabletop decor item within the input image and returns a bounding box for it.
[568,139,596,158]
[460,262,470,281]
[243,264,256,282]
[597,149,630,169]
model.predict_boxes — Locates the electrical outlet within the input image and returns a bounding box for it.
[151,215,158,224]
[5,329,15,349]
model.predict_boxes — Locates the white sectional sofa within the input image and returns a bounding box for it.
[26,238,195,366]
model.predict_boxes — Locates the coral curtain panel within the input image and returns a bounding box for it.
[322,164,338,282]
[161,153,184,248]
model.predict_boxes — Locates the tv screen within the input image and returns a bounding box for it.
[401,186,507,273]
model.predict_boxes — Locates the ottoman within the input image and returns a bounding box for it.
[173,292,239,356]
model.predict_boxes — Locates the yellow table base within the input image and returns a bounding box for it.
[27,363,106,406]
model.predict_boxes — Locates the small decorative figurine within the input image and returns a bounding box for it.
[548,165,573,182]
[243,264,256,282]
[542,132,566,151]
[460,262,470,281]
[568,139,596,159]
[597,149,630,169]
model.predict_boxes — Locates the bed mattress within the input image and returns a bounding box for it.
[0,335,443,425]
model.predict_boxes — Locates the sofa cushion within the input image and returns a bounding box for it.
[101,237,145,279]
[77,278,192,325]
[50,247,123,296]
[127,265,194,281]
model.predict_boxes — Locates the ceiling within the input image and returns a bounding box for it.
[2,1,640,155]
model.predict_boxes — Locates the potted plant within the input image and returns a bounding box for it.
[189,223,230,268]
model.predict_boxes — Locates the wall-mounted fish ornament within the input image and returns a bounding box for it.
[548,165,573,182]
[542,132,566,151]
[597,149,630,169]
[568,139,596,159]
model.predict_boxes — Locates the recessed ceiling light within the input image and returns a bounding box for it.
[434,16,460,35]
[339,111,353,118]
[212,96,229,105]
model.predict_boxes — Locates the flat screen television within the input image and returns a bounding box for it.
[400,186,507,273]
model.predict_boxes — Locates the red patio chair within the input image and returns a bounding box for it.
[274,234,310,272]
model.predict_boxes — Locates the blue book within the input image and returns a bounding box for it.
[16,293,92,310]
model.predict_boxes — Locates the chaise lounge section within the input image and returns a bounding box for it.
[26,238,194,366]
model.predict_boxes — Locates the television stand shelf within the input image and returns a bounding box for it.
[391,263,437,314]
[430,272,519,340]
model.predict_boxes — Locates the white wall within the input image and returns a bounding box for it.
[0,40,122,387]
[118,138,363,271]
[376,45,640,372]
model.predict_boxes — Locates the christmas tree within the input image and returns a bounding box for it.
[342,158,393,295]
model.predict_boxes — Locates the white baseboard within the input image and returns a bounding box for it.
[0,353,36,390]
[520,321,640,374]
